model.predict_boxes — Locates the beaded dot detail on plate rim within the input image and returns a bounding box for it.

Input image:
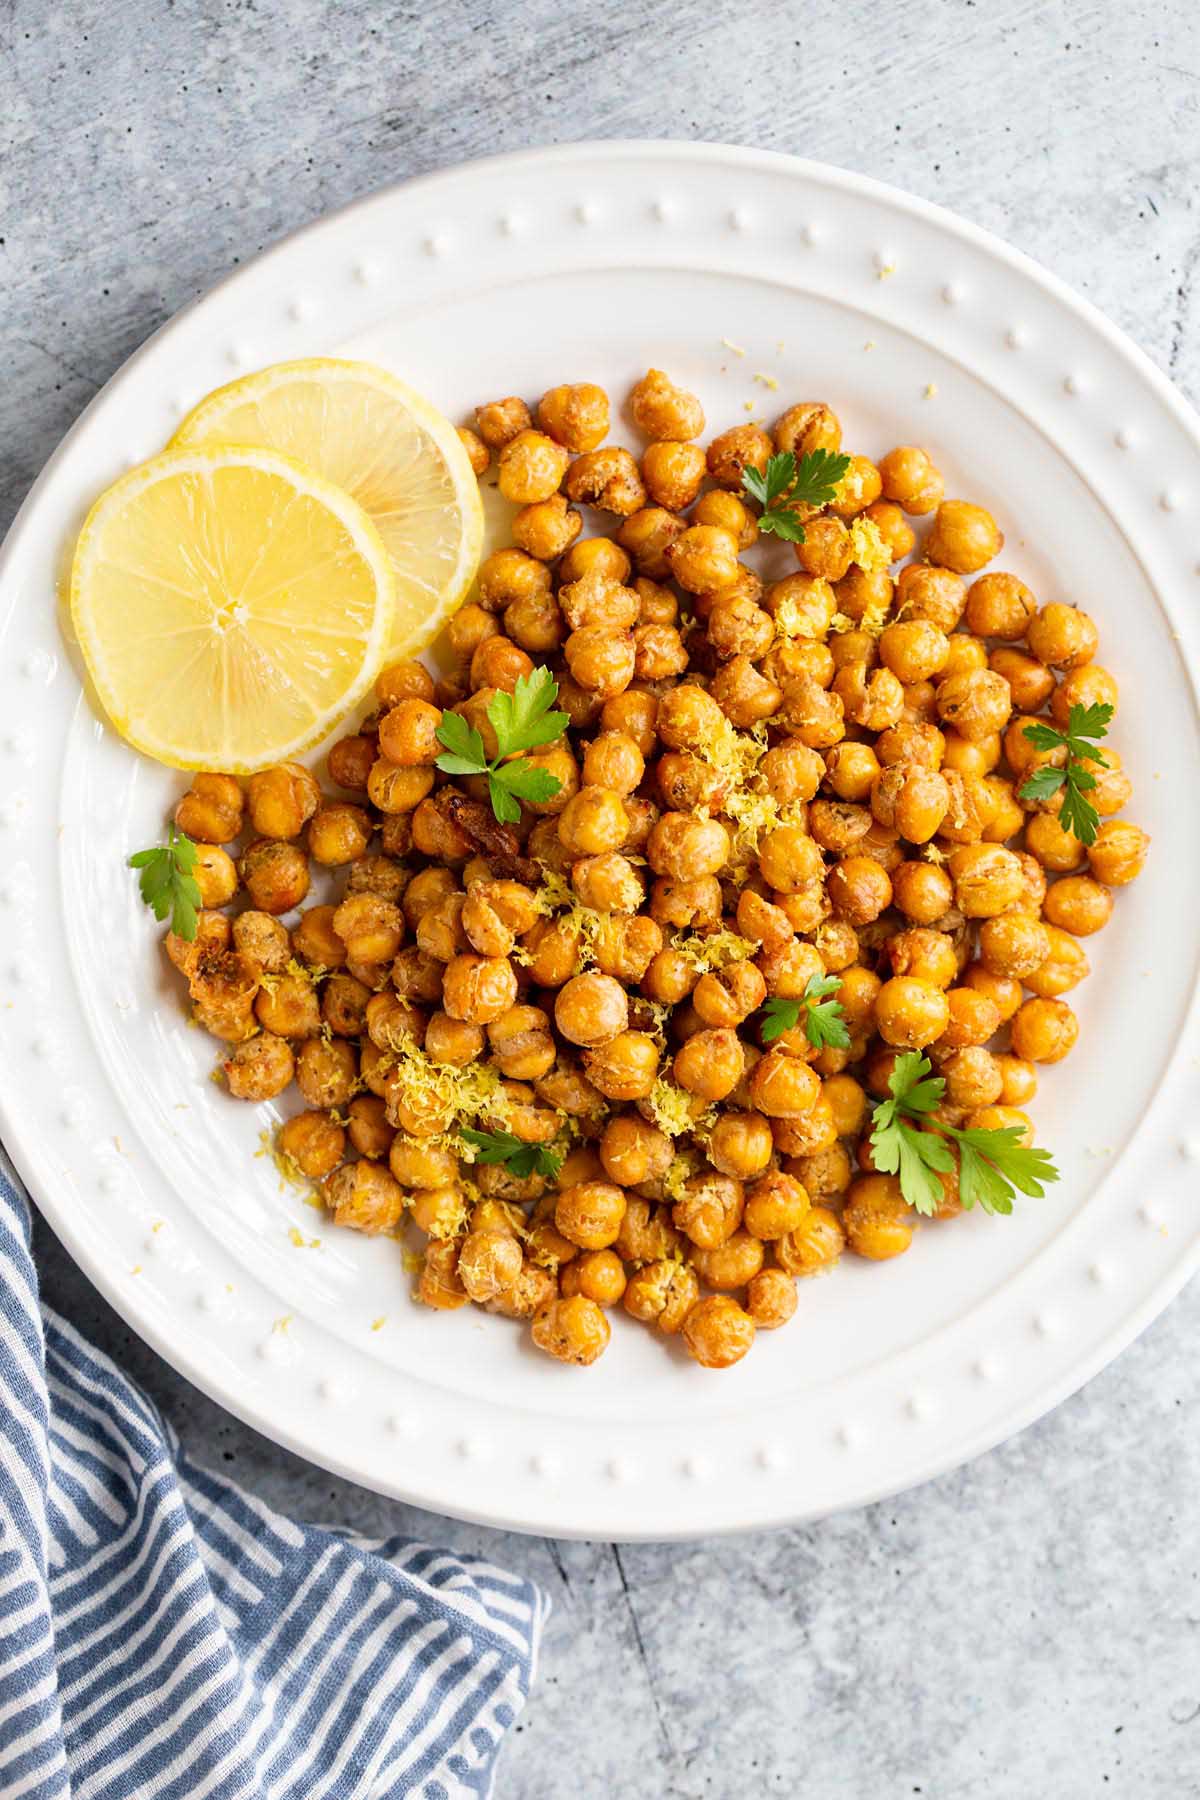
[1115,426,1136,450]
[385,1412,420,1438]
[941,281,964,305]
[574,200,597,226]
[836,1422,864,1450]
[606,1456,632,1484]
[1089,1261,1112,1287]
[530,1450,560,1480]
[974,1355,1003,1383]
[757,1444,789,1472]
[1006,325,1027,349]
[907,1393,935,1422]
[1160,488,1183,512]
[1034,1312,1060,1339]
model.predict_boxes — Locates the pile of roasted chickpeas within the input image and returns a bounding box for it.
[162,367,1149,1371]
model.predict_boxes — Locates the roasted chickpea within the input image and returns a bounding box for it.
[1087,821,1149,887]
[673,1027,745,1102]
[331,893,404,966]
[175,772,244,843]
[552,1179,625,1251]
[949,843,1024,917]
[232,910,290,975]
[289,904,345,971]
[327,734,376,792]
[584,1030,660,1101]
[941,1046,1003,1110]
[192,843,238,908]
[935,669,1012,741]
[843,1174,914,1259]
[665,524,741,596]
[863,499,917,561]
[629,368,705,440]
[749,1051,821,1118]
[887,927,958,988]
[535,381,609,451]
[321,972,371,1038]
[554,972,628,1048]
[707,423,772,490]
[827,856,892,925]
[474,396,532,448]
[995,1054,1039,1107]
[874,977,950,1048]
[925,500,1003,573]
[938,986,1001,1050]
[622,1260,700,1335]
[642,440,707,511]
[776,1205,847,1276]
[647,812,730,882]
[239,839,310,914]
[633,623,690,682]
[693,962,767,1029]
[531,1294,611,1365]
[1024,810,1087,874]
[222,1032,294,1100]
[581,731,644,798]
[793,514,853,582]
[597,1115,672,1189]
[895,563,966,632]
[562,1248,628,1307]
[564,446,647,516]
[878,445,943,515]
[510,493,582,566]
[1011,997,1079,1064]
[295,1037,358,1109]
[497,429,569,504]
[1027,603,1098,671]
[308,803,372,866]
[1051,663,1119,727]
[166,909,231,978]
[964,571,1037,640]
[689,1229,765,1292]
[988,647,1055,715]
[879,619,950,684]
[563,626,636,698]
[743,1170,810,1240]
[255,967,320,1038]
[279,1109,346,1179]
[458,424,489,475]
[682,1294,755,1369]
[441,953,518,1025]
[1042,874,1113,937]
[617,507,684,581]
[245,763,320,841]
[773,401,842,458]
[558,786,628,855]
[704,1111,773,1181]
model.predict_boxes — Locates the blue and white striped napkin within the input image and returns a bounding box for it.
[0,1149,546,1799]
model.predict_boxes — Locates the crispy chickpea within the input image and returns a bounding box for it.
[497,428,569,504]
[279,1109,345,1179]
[1043,874,1113,937]
[323,1159,405,1235]
[562,1248,628,1307]
[531,1295,611,1365]
[776,1205,847,1277]
[936,669,1012,741]
[288,906,344,972]
[558,541,632,592]
[629,368,705,440]
[582,731,644,797]
[415,1238,469,1311]
[949,843,1024,917]
[308,803,372,867]
[826,856,892,925]
[295,1037,357,1109]
[743,1170,810,1241]
[896,564,967,633]
[1025,925,1092,999]
[536,381,609,451]
[598,1115,672,1188]
[702,1111,772,1181]
[1087,821,1149,887]
[706,423,772,490]
[554,1180,627,1251]
[843,1174,914,1260]
[829,454,883,519]
[511,492,582,565]
[941,1046,1004,1110]
[458,424,489,475]
[584,1030,660,1101]
[564,446,647,515]
[192,843,238,908]
[474,396,532,448]
[246,763,321,841]
[166,909,231,978]
[592,914,663,984]
[255,966,321,1037]
[1011,996,1079,1064]
[485,1004,554,1081]
[737,1268,796,1331]
[441,953,517,1025]
[563,626,636,698]
[375,698,442,768]
[632,623,689,682]
[887,927,958,988]
[344,1093,393,1161]
[1051,663,1119,727]
[693,962,767,1030]
[987,647,1055,716]
[423,1013,484,1069]
[977,911,1050,981]
[555,972,629,1048]
[647,812,729,882]
[331,893,404,966]
[688,1229,765,1292]
[367,760,435,817]
[1024,810,1087,874]
[642,439,707,512]
[190,948,259,1041]
[673,1028,745,1102]
[444,602,498,668]
[692,488,756,548]
[879,619,950,684]
[832,664,905,734]
[863,499,916,561]
[706,593,774,663]
[321,973,371,1038]
[327,734,376,792]
[872,767,951,846]
[456,1228,523,1305]
[682,1294,755,1369]
[617,507,684,580]
[175,772,244,843]
[1027,602,1098,671]
[749,1051,821,1118]
[222,1032,293,1101]
[387,1137,456,1192]
[925,499,1003,573]
[792,514,852,582]
[995,1055,1039,1107]
[878,445,943,515]
[964,571,1037,640]
[753,825,820,895]
[774,401,842,458]
[506,588,567,655]
[708,655,782,729]
[558,786,628,855]
[938,986,1001,1050]
[622,1260,700,1335]
[239,839,310,914]
[874,977,950,1049]
[376,659,436,708]
[665,524,740,596]
[231,910,290,976]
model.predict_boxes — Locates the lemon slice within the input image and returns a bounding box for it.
[171,358,483,656]
[70,446,395,772]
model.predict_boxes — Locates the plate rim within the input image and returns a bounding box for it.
[4,138,1199,1540]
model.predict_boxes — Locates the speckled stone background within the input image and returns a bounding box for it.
[5,3,1200,1795]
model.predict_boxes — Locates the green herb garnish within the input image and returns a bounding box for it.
[435,666,569,824]
[742,449,852,542]
[869,1051,1059,1217]
[459,1127,565,1180]
[759,976,850,1049]
[1017,702,1113,846]
[129,824,202,941]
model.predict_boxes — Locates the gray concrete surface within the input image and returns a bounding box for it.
[4,2,1200,1794]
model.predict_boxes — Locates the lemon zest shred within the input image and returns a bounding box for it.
[374,1042,514,1134]
[847,517,892,575]
[643,1078,717,1139]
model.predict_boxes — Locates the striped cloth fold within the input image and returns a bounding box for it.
[0,1150,546,1799]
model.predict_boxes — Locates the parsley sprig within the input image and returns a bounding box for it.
[760,975,850,1050]
[870,1052,1059,1217]
[741,449,851,542]
[435,666,569,824]
[459,1127,564,1180]
[129,824,203,941]
[1017,702,1113,846]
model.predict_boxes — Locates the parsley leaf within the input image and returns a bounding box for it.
[742,450,852,542]
[1017,701,1113,846]
[434,666,568,823]
[759,996,802,1044]
[459,1127,564,1181]
[868,1051,1060,1218]
[801,973,850,1051]
[129,824,203,941]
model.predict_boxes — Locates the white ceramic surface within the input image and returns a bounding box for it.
[1,142,1198,1541]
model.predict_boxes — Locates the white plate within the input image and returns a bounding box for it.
[2,143,1199,1542]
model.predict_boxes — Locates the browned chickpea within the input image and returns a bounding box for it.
[877,618,948,684]
[874,977,950,1048]
[191,843,238,908]
[949,843,1024,916]
[326,734,375,793]
[458,424,489,476]
[1011,996,1079,1064]
[669,1173,742,1250]
[940,729,999,776]
[372,703,441,777]
[189,947,259,1041]
[412,1238,468,1312]
[743,1170,810,1241]
[1024,810,1087,874]
[367,760,434,817]
[776,1205,847,1277]
[778,674,844,750]
[229,911,288,977]
[342,1094,392,1161]
[1026,602,1098,671]
[557,542,631,592]
[562,626,635,699]
[704,594,773,664]
[376,659,436,709]
[938,986,1002,1050]
[673,1027,745,1102]
[925,500,1003,573]
[820,743,878,806]
[165,911,231,978]
[832,663,905,734]
[453,1228,522,1305]
[976,913,1048,982]
[238,839,310,914]
[887,927,958,988]
[462,880,539,956]
[693,962,767,1030]
[510,492,582,565]
[940,1046,1004,1111]
[706,423,772,490]
[505,589,566,655]
[482,1004,551,1080]
[790,514,851,582]
[701,1111,771,1181]
[825,856,891,925]
[318,972,370,1038]
[278,1109,345,1179]
[584,1030,660,1101]
[245,763,320,841]
[863,499,917,560]
[553,971,627,1047]
[1085,820,1148,887]
[535,381,609,451]
[642,440,707,511]
[221,1031,293,1101]
[1050,663,1119,727]
[631,623,687,683]
[618,508,684,582]
[753,826,820,896]
[765,572,838,641]
[828,454,883,520]
[964,571,1037,640]
[773,401,842,458]
[622,1260,699,1335]
[416,891,468,963]
[1081,750,1132,818]
[330,893,403,966]
[497,429,569,504]
[531,1294,611,1365]
[474,396,532,448]
[663,524,739,596]
[995,1054,1038,1107]
[646,812,729,882]
[323,1159,405,1234]
[590,914,663,985]
[255,965,321,1037]
[942,639,987,683]
[557,786,628,856]
[307,803,372,867]
[988,647,1055,715]
[935,669,1013,741]
[682,1294,755,1369]
[748,1051,821,1119]
[441,953,518,1025]
[398,869,454,934]
[740,1269,797,1331]
[287,906,343,973]
[577,731,642,798]
[295,1036,357,1109]
[472,637,535,698]
[877,445,943,514]
[596,1115,670,1188]
[842,1174,914,1260]
[175,772,244,843]
[629,368,705,440]
[653,683,724,751]
[732,888,793,956]
[820,1076,868,1143]
[570,853,641,916]
[554,1179,627,1251]
[562,1248,628,1307]
[706,655,781,729]
[896,564,967,633]
[1043,874,1113,936]
[692,490,756,551]
[564,447,647,516]
[688,1230,765,1293]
